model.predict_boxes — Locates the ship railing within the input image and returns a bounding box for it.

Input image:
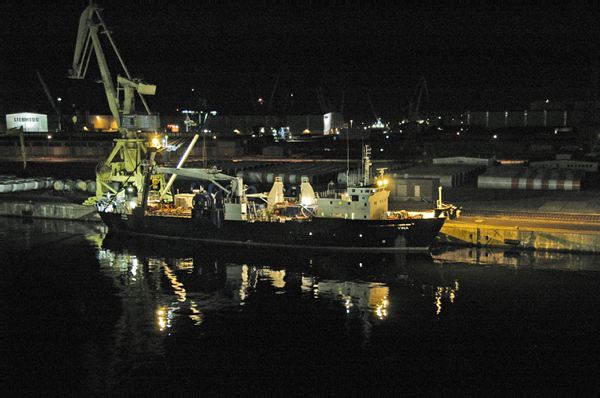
[281,196,304,204]
[317,189,346,199]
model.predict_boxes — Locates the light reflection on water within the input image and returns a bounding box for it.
[433,245,600,271]
[95,235,406,337]
[3,216,599,394]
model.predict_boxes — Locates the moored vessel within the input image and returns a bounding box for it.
[97,145,458,252]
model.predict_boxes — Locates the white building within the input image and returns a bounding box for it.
[6,112,48,132]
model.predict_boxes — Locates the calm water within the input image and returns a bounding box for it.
[3,217,599,394]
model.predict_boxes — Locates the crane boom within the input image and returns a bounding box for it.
[68,4,156,138]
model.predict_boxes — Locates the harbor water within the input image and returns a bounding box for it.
[3,216,599,394]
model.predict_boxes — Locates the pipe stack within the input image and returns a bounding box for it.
[478,166,582,190]
[0,176,54,193]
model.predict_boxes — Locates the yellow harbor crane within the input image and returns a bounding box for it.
[69,4,170,203]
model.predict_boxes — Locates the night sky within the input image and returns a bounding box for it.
[2,3,598,123]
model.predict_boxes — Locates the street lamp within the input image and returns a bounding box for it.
[57,97,62,131]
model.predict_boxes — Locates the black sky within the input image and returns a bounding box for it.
[2,3,598,122]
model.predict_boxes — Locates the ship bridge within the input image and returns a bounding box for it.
[316,186,389,220]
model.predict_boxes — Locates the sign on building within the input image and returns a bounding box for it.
[6,113,48,132]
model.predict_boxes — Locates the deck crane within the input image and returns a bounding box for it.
[69,4,171,203]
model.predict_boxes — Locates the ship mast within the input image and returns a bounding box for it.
[362,145,372,186]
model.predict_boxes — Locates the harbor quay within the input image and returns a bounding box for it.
[439,218,600,253]
[428,187,600,253]
[3,181,599,253]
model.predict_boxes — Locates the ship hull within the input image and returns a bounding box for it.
[98,210,446,252]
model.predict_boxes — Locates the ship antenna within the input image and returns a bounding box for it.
[346,126,350,187]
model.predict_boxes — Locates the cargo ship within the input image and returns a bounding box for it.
[96,146,458,252]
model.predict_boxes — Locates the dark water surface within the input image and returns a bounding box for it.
[3,217,599,394]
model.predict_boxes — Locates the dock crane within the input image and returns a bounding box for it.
[69,4,169,203]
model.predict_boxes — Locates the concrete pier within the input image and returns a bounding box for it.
[396,185,600,254]
[1,201,100,222]
[439,218,600,253]
[434,186,600,253]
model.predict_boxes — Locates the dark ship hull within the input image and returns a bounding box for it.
[98,208,447,252]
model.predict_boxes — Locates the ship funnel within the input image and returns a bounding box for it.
[267,177,285,212]
[299,177,317,206]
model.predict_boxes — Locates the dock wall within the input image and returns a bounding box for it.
[0,139,244,160]
[439,223,600,253]
[0,201,100,222]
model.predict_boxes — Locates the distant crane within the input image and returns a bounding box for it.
[248,73,280,115]
[367,93,383,127]
[267,73,280,114]
[408,76,428,124]
[316,86,332,114]
[36,70,65,132]
[400,76,428,153]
